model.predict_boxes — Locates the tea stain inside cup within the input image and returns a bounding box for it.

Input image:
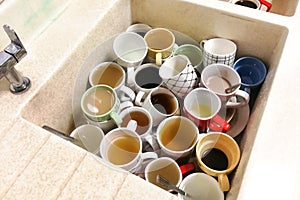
[83,88,115,115]
[201,148,228,171]
[92,64,123,87]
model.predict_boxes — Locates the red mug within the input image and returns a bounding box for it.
[183,88,230,133]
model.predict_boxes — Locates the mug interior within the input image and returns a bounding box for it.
[113,32,148,62]
[145,157,182,190]
[159,55,189,79]
[81,85,117,118]
[201,64,241,95]
[184,88,221,120]
[135,64,162,90]
[89,62,125,88]
[233,57,267,87]
[174,44,203,67]
[100,128,142,168]
[150,87,179,115]
[196,133,240,174]
[144,28,175,50]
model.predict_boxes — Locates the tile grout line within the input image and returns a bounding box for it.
[54,150,88,200]
[1,133,51,199]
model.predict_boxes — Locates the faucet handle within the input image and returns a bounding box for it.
[3,25,27,62]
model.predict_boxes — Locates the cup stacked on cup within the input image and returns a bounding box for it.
[72,23,267,198]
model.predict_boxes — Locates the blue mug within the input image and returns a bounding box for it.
[233,56,267,95]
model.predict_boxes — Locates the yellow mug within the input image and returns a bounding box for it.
[195,132,240,192]
[144,28,175,65]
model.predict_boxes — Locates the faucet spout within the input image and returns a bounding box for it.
[0,25,31,94]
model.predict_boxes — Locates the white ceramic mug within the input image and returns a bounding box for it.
[145,157,183,191]
[135,87,179,126]
[113,32,148,68]
[70,124,105,155]
[99,127,158,172]
[201,63,250,108]
[156,116,199,160]
[178,173,224,200]
[127,63,162,93]
[88,61,135,101]
[159,55,198,98]
[200,38,237,67]
[119,106,153,140]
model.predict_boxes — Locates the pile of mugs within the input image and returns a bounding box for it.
[72,24,267,199]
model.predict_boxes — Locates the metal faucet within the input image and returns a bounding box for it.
[0,25,31,94]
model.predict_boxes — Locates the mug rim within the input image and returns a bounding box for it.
[183,87,221,120]
[202,38,237,56]
[134,63,162,92]
[144,156,183,187]
[81,84,118,119]
[99,127,142,169]
[118,106,153,137]
[233,56,267,87]
[113,31,148,64]
[201,63,242,96]
[156,116,199,155]
[88,61,125,88]
[144,27,175,52]
[195,132,241,174]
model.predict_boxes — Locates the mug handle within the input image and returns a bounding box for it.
[118,85,136,102]
[134,91,146,106]
[209,114,231,132]
[259,0,272,11]
[156,52,162,65]
[141,152,158,162]
[218,173,230,192]
[226,89,250,108]
[126,120,138,132]
[119,101,134,112]
[126,67,135,88]
[199,39,207,50]
[110,111,122,125]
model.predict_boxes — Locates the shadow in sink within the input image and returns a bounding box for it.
[21,0,289,199]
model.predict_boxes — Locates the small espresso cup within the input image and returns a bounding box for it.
[113,32,148,68]
[81,84,122,125]
[145,157,183,191]
[201,63,250,108]
[200,38,237,67]
[127,63,162,93]
[178,173,224,200]
[231,0,272,11]
[195,132,241,192]
[119,106,153,140]
[183,88,230,133]
[173,44,203,74]
[99,127,158,172]
[156,116,199,160]
[135,87,179,126]
[70,124,105,155]
[88,62,135,101]
[233,56,267,95]
[159,55,198,98]
[144,28,175,65]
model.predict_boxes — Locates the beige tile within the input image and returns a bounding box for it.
[0,118,49,198]
[3,135,86,200]
[58,154,128,200]
[115,174,176,200]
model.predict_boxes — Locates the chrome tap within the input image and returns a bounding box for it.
[0,25,31,94]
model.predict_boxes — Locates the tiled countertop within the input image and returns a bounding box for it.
[0,0,299,199]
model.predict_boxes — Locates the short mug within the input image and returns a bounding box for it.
[195,132,241,192]
[200,38,237,67]
[99,127,158,172]
[183,88,230,133]
[201,63,250,108]
[144,28,175,65]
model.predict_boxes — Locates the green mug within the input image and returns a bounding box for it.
[81,84,122,125]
